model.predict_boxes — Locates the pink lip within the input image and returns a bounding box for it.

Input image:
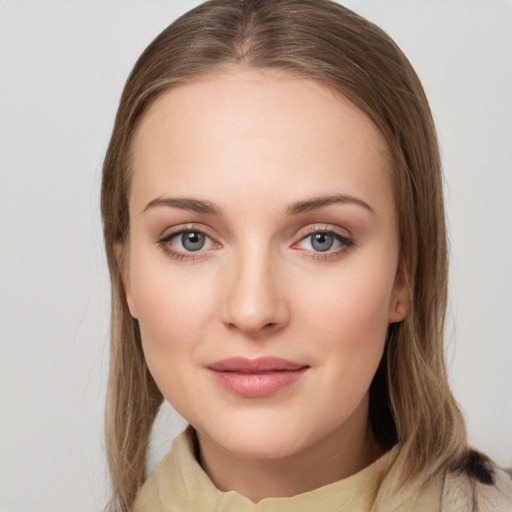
[207,357,309,398]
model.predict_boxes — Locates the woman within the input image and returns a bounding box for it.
[100,0,512,510]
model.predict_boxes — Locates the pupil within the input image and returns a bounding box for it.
[311,233,334,252]
[182,232,205,251]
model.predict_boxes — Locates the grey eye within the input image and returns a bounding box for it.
[310,233,334,252]
[181,231,206,251]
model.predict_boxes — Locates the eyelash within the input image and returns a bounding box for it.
[157,224,354,262]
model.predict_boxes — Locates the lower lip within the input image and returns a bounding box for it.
[209,368,308,398]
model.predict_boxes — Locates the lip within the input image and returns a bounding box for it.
[207,357,309,398]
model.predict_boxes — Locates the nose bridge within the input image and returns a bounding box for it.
[222,237,287,335]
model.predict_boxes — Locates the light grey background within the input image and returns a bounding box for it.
[0,1,510,510]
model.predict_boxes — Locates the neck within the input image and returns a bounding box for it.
[195,407,386,503]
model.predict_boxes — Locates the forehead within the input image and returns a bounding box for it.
[129,67,393,215]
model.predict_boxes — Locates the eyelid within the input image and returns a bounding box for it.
[295,223,352,239]
[158,223,215,241]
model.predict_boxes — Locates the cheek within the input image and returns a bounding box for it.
[135,286,209,363]
[132,270,214,411]
[296,261,394,381]
[298,259,394,337]
[127,245,213,374]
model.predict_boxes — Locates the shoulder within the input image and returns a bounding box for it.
[441,466,512,512]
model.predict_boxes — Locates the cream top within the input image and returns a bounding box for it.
[133,427,443,512]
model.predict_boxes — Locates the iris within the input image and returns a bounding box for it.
[182,231,205,251]
[310,232,334,252]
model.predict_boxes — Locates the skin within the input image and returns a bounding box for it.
[120,67,409,503]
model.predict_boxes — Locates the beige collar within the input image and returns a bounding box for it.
[133,426,443,512]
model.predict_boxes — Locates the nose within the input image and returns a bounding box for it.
[221,245,289,337]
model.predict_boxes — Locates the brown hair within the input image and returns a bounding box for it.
[101,1,487,510]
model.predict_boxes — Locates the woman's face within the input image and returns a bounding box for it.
[123,68,407,460]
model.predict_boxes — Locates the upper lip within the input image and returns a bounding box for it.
[207,357,308,373]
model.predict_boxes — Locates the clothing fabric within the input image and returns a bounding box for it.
[133,427,512,512]
[441,467,512,512]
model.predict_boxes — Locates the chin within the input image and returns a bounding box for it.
[217,434,307,460]
[194,411,324,461]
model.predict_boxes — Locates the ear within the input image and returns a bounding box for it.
[113,241,138,319]
[388,262,410,323]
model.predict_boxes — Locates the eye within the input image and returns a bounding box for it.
[293,227,354,259]
[158,226,219,260]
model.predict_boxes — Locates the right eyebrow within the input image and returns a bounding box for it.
[142,197,221,215]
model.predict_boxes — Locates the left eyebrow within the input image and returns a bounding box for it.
[286,194,375,216]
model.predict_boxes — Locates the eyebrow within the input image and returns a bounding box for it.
[143,197,220,215]
[286,194,375,216]
[142,193,375,216]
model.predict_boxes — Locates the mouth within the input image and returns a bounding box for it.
[207,357,309,398]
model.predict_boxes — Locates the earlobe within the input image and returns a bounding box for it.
[113,242,138,319]
[389,301,409,323]
[388,265,410,323]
